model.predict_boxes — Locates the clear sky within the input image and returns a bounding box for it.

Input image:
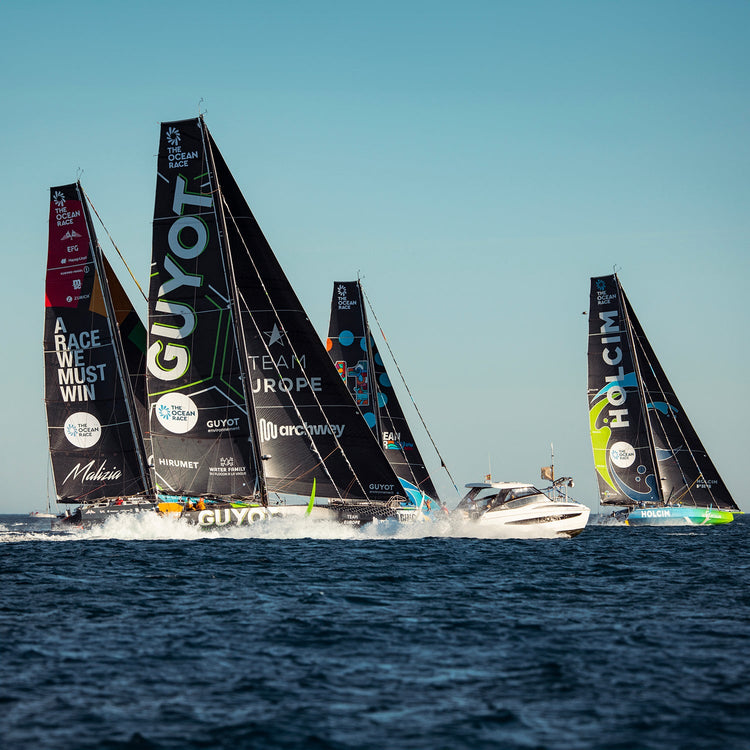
[2,0,748,513]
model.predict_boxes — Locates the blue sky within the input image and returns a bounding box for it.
[2,0,748,513]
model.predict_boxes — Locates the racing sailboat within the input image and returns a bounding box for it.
[587,273,739,525]
[44,183,156,525]
[147,116,415,527]
[325,280,443,516]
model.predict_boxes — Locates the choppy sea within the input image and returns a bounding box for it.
[1,511,748,750]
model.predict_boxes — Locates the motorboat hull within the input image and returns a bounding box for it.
[464,500,591,537]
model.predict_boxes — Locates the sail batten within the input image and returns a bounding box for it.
[587,274,737,511]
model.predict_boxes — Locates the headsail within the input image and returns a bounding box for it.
[44,183,152,502]
[325,280,439,501]
[147,117,403,505]
[587,274,737,511]
[623,291,737,510]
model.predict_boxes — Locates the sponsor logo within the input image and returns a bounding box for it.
[596,309,629,429]
[62,459,123,485]
[595,278,617,306]
[64,412,102,448]
[336,283,357,310]
[609,441,636,468]
[155,392,199,434]
[251,376,322,394]
[157,457,200,469]
[206,417,241,432]
[369,483,395,492]
[639,509,672,518]
[197,507,269,526]
[258,418,344,441]
[265,323,285,347]
[147,136,213,383]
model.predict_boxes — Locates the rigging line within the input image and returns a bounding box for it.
[672,473,704,505]
[222,205,374,502]
[81,186,148,304]
[359,283,460,496]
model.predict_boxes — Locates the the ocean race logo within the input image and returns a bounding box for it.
[164,127,198,169]
[155,392,199,434]
[609,441,636,468]
[64,412,102,448]
[336,283,357,310]
[595,277,617,306]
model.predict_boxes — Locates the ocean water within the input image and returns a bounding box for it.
[1,512,748,750]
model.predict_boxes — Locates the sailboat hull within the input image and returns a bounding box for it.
[53,497,159,527]
[626,507,735,526]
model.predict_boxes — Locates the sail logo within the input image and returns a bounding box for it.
[258,418,344,440]
[165,129,198,169]
[265,323,286,347]
[155,392,199,434]
[64,412,102,448]
[595,279,616,306]
[62,459,123,485]
[53,318,106,402]
[597,310,629,429]
[336,284,357,310]
[148,173,213,383]
[609,441,636,468]
[251,376,322,394]
[53,190,66,207]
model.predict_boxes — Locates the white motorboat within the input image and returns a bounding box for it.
[456,481,590,537]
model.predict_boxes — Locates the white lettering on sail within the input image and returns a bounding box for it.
[251,377,322,394]
[52,317,105,402]
[258,419,344,440]
[599,310,629,428]
[148,171,212,382]
[62,459,122,484]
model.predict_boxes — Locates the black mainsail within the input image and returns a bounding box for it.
[587,274,737,511]
[147,117,404,507]
[44,183,152,503]
[325,280,439,502]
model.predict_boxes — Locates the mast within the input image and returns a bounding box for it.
[357,279,384,439]
[77,183,152,495]
[615,274,663,504]
[198,116,266,503]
